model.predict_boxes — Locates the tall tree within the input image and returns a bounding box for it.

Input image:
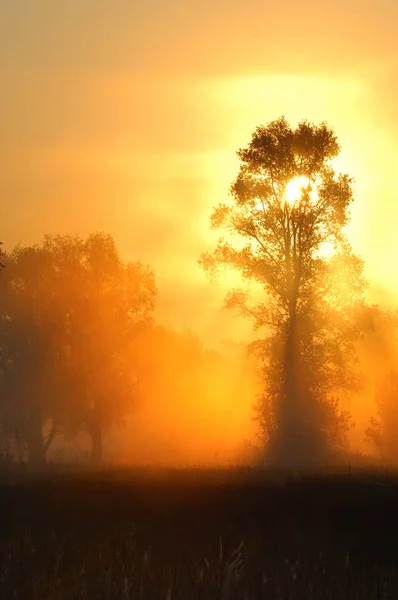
[200,117,365,466]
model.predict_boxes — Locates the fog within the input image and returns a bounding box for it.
[46,334,261,468]
[1,226,397,471]
[2,2,398,471]
[94,341,259,467]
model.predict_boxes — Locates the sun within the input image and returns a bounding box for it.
[253,174,335,258]
[284,175,319,206]
[253,174,320,211]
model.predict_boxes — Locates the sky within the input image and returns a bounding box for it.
[1,0,398,348]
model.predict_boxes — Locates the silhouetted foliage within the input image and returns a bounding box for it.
[0,244,70,465]
[0,233,156,466]
[200,117,366,466]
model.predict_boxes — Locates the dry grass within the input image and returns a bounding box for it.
[1,527,396,599]
[0,467,398,599]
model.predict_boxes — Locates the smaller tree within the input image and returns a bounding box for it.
[0,233,157,466]
[43,233,157,464]
[0,245,67,466]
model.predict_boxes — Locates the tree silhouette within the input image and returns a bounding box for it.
[40,233,157,465]
[200,117,365,466]
[0,244,69,465]
[0,233,156,466]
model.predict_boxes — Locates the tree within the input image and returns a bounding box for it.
[0,233,157,466]
[0,244,70,465]
[199,116,366,466]
[40,233,157,465]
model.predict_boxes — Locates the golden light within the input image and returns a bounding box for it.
[317,241,335,259]
[253,174,320,211]
[284,175,319,206]
[253,175,335,259]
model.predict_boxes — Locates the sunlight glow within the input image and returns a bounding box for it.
[284,176,319,206]
[317,241,335,259]
[253,175,335,259]
[253,174,320,211]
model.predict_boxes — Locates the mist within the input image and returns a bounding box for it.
[2,2,398,472]
[1,227,398,471]
[47,331,261,468]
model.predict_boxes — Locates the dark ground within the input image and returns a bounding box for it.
[1,467,398,599]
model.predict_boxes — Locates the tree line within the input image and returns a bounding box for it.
[0,233,255,468]
[1,117,398,468]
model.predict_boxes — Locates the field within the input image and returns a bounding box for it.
[1,466,398,599]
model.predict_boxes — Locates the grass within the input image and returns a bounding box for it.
[1,466,398,599]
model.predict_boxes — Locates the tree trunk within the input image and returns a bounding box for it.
[270,312,302,467]
[278,311,326,466]
[283,313,299,421]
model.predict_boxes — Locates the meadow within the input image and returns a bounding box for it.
[1,466,398,599]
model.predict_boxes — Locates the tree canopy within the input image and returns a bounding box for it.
[0,233,156,465]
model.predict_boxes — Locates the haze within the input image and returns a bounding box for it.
[1,0,398,464]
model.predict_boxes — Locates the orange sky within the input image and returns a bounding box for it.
[1,0,398,348]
